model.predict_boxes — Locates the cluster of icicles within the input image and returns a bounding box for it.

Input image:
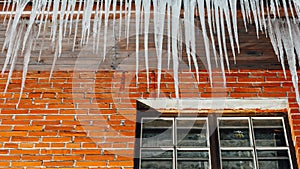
[1,0,300,107]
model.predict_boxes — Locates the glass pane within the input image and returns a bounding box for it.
[258,160,290,169]
[142,119,173,147]
[177,150,209,159]
[141,160,172,169]
[257,150,291,169]
[143,119,173,128]
[222,160,255,169]
[221,150,253,158]
[254,128,286,147]
[177,119,207,128]
[219,128,250,147]
[177,128,207,147]
[177,119,208,147]
[141,150,173,159]
[257,150,289,158]
[177,161,209,169]
[253,119,283,127]
[219,119,249,127]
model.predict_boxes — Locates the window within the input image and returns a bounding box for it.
[134,115,297,169]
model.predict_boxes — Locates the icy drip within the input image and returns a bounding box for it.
[171,0,182,99]
[135,0,141,85]
[0,0,300,108]
[281,21,300,109]
[153,0,166,97]
[143,0,151,88]
[197,0,211,84]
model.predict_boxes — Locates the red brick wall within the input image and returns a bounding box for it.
[0,69,299,168]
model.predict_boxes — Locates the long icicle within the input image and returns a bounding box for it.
[135,0,142,85]
[143,0,151,89]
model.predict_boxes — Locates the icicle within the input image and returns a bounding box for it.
[266,4,279,59]
[50,0,60,46]
[249,0,260,38]
[274,0,281,18]
[126,0,133,48]
[244,0,252,24]
[58,0,67,57]
[64,0,72,37]
[214,1,226,83]
[260,1,269,36]
[118,0,123,40]
[288,0,296,23]
[291,23,300,67]
[171,0,182,99]
[274,20,287,78]
[223,0,236,64]
[167,0,171,69]
[240,0,248,31]
[189,0,200,83]
[229,0,240,55]
[260,0,267,34]
[220,7,230,72]
[22,0,41,53]
[197,0,211,84]
[2,0,30,75]
[72,0,83,51]
[96,0,104,54]
[36,0,48,39]
[103,0,113,61]
[143,0,151,88]
[206,0,218,66]
[282,0,294,42]
[4,21,25,93]
[183,0,192,70]
[255,0,263,33]
[93,0,101,53]
[20,25,35,104]
[282,23,300,111]
[81,0,94,45]
[135,0,142,85]
[270,0,276,18]
[68,0,77,38]
[153,0,167,97]
[112,0,118,34]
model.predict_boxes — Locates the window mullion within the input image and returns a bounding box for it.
[250,117,258,169]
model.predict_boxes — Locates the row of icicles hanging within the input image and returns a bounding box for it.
[1,0,300,107]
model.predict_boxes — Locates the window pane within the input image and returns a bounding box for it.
[257,150,291,169]
[222,160,255,169]
[177,161,209,169]
[221,150,255,169]
[142,119,173,147]
[177,119,208,147]
[141,150,173,159]
[253,119,287,147]
[219,119,250,147]
[221,150,253,158]
[177,150,209,159]
[141,160,173,169]
[254,128,286,147]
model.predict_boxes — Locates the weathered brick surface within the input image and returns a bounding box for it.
[0,70,299,168]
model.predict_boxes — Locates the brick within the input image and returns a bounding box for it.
[1,110,28,114]
[22,155,52,160]
[72,149,101,155]
[43,137,72,142]
[44,161,74,166]
[14,126,43,131]
[75,161,106,167]
[41,149,70,154]
[53,155,84,161]
[108,161,134,167]
[29,110,58,114]
[10,150,39,155]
